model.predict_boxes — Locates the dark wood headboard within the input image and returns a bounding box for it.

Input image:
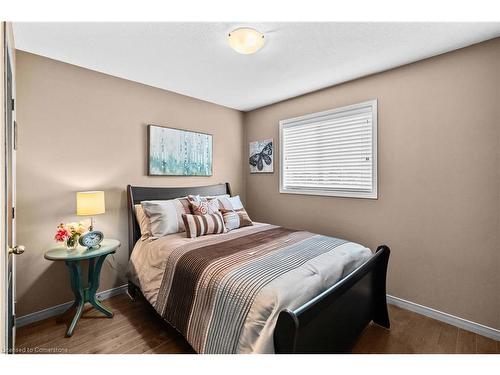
[126,183,231,257]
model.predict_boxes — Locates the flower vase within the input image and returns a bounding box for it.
[65,235,79,250]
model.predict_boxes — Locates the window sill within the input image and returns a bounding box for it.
[279,188,378,200]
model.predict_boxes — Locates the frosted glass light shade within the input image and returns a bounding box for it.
[228,28,265,54]
[76,191,105,216]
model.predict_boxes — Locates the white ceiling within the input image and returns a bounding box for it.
[13,22,500,111]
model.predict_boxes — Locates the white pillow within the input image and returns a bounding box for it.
[141,199,189,237]
[188,194,230,203]
[210,194,231,209]
[211,194,231,200]
[218,195,244,210]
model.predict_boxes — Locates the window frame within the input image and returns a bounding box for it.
[279,99,378,199]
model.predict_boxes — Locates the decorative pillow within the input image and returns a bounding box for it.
[187,194,204,204]
[190,198,221,215]
[182,212,226,238]
[218,195,244,210]
[141,198,191,237]
[188,194,230,205]
[134,204,151,237]
[220,208,253,231]
[209,193,231,201]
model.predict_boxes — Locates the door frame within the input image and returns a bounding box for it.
[0,20,6,355]
[1,21,15,354]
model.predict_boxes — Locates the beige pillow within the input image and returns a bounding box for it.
[134,204,151,237]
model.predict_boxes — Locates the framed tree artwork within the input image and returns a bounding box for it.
[148,125,213,176]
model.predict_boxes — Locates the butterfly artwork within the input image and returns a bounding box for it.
[249,139,273,173]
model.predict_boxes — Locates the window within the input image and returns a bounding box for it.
[279,100,377,199]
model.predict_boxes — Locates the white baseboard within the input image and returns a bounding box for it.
[387,295,500,341]
[15,284,128,328]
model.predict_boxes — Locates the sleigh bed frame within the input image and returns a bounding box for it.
[126,183,390,354]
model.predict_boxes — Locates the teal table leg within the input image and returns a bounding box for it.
[65,261,85,337]
[63,253,114,337]
[87,255,114,317]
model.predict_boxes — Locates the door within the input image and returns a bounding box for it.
[4,23,22,354]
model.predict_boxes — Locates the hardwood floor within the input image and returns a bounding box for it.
[15,294,499,354]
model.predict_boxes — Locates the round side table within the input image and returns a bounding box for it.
[44,239,121,337]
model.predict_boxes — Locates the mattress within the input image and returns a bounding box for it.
[127,222,372,353]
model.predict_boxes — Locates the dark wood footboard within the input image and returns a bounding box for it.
[274,245,390,354]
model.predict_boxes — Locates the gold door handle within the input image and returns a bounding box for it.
[9,245,25,255]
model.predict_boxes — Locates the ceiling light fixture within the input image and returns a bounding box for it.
[228,27,265,54]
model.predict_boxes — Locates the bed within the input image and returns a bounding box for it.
[126,183,390,354]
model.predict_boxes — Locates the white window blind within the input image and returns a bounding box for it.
[279,100,377,199]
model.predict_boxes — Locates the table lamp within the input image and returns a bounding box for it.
[76,191,105,249]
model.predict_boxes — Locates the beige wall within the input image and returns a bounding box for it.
[15,51,245,316]
[244,38,500,329]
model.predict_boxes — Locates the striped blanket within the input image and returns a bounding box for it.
[144,224,372,354]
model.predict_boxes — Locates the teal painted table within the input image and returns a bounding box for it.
[44,239,121,337]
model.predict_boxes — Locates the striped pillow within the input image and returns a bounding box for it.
[177,197,193,214]
[220,208,253,231]
[182,212,226,238]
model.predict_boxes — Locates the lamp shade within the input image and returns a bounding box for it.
[76,191,105,216]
